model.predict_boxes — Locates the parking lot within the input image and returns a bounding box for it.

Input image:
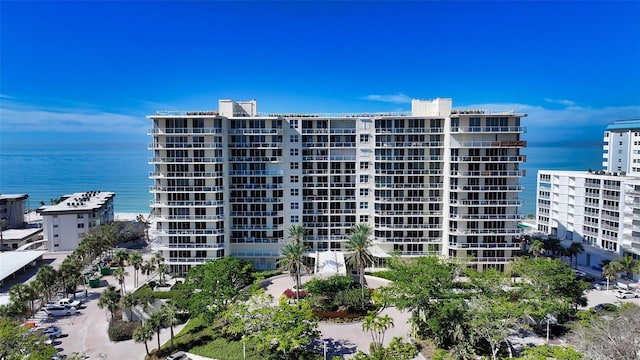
[584,286,640,309]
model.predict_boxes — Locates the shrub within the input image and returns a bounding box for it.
[305,275,354,296]
[283,288,307,299]
[108,320,141,341]
[333,288,368,312]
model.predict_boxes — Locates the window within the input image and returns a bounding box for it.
[291,215,299,223]
[291,202,299,210]
[290,162,299,169]
[290,189,299,196]
[359,215,369,223]
[359,202,368,209]
[77,214,84,219]
[290,176,299,183]
[360,162,369,170]
[360,175,369,183]
[360,188,369,196]
[290,148,299,156]
[77,223,85,229]
[53,224,58,228]
[360,134,369,143]
[290,120,298,128]
[290,135,299,143]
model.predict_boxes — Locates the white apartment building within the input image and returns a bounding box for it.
[0,194,29,229]
[39,191,115,251]
[602,119,640,176]
[148,98,527,275]
[536,171,640,267]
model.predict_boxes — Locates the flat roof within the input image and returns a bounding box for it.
[0,250,46,282]
[0,194,28,201]
[1,228,43,241]
[38,191,115,215]
[606,119,640,131]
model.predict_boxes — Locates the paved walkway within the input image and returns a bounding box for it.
[262,274,412,359]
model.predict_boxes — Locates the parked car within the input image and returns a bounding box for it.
[591,281,610,290]
[57,298,82,308]
[593,303,618,313]
[165,351,189,360]
[45,306,77,317]
[43,326,62,338]
[614,290,639,299]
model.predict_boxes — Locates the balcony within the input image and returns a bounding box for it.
[228,170,284,176]
[449,214,523,220]
[227,129,282,135]
[229,211,283,217]
[450,155,526,163]
[166,257,222,264]
[450,185,523,192]
[448,242,521,249]
[449,170,524,178]
[375,155,443,162]
[150,171,223,178]
[229,198,282,203]
[150,186,225,193]
[155,243,225,251]
[467,256,516,263]
[231,237,282,244]
[375,142,443,148]
[228,156,282,162]
[148,128,223,135]
[228,143,282,149]
[450,199,522,207]
[375,183,443,189]
[158,215,225,221]
[375,128,443,134]
[229,184,283,190]
[149,157,223,164]
[451,141,527,148]
[448,228,522,235]
[231,251,280,258]
[154,229,224,236]
[376,196,442,202]
[229,225,283,230]
[451,126,526,133]
[150,200,224,207]
[148,143,222,150]
[376,237,442,243]
[375,169,443,175]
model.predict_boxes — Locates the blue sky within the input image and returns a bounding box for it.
[1,1,639,146]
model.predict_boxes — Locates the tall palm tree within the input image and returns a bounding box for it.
[141,259,156,278]
[610,255,640,286]
[36,265,57,302]
[528,239,545,257]
[121,292,140,321]
[97,285,121,321]
[161,302,180,349]
[9,283,30,313]
[157,262,169,286]
[345,224,374,305]
[113,249,129,267]
[566,242,585,268]
[129,252,143,288]
[113,267,129,294]
[278,242,309,301]
[288,224,307,244]
[602,264,617,291]
[133,322,155,356]
[148,311,165,352]
[25,281,43,315]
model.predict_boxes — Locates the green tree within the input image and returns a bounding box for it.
[543,237,564,258]
[352,337,418,360]
[129,252,143,288]
[121,292,140,321]
[278,242,309,301]
[132,322,155,356]
[161,301,180,350]
[566,242,585,268]
[113,266,129,294]
[467,296,522,360]
[602,263,617,290]
[148,311,165,352]
[157,262,169,286]
[141,258,156,278]
[288,224,307,244]
[35,264,57,302]
[528,239,545,257]
[362,311,394,352]
[610,255,640,286]
[0,318,57,360]
[113,249,129,266]
[136,214,151,242]
[345,224,374,306]
[178,257,254,322]
[98,285,121,321]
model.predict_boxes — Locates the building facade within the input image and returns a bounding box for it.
[0,194,29,229]
[38,191,115,251]
[602,119,640,176]
[149,98,527,274]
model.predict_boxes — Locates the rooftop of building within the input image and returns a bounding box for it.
[0,194,29,201]
[38,191,115,215]
[0,228,43,241]
[539,169,640,179]
[605,119,640,131]
[0,250,46,283]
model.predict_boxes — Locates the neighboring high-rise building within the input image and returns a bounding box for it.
[149,98,527,275]
[602,119,640,176]
[38,191,115,251]
[537,120,640,277]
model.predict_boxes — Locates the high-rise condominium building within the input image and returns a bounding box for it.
[149,98,527,275]
[602,119,640,176]
[537,120,640,274]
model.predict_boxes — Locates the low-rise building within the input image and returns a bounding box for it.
[0,194,28,229]
[0,228,44,251]
[38,191,115,252]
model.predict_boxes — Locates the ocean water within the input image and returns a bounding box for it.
[0,138,602,216]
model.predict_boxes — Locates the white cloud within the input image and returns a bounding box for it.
[461,102,640,146]
[0,97,147,134]
[544,98,577,107]
[361,93,412,104]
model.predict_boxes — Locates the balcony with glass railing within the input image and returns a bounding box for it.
[149,157,224,164]
[150,185,225,193]
[448,242,521,249]
[450,126,526,133]
[450,155,526,163]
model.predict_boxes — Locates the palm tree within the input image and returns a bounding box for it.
[136,214,151,242]
[129,252,143,288]
[113,249,129,266]
[157,262,169,286]
[528,239,545,257]
[610,255,640,286]
[602,264,617,291]
[543,237,563,258]
[288,224,307,244]
[9,284,30,314]
[362,311,394,351]
[113,267,129,294]
[345,224,374,305]
[133,322,155,356]
[278,242,308,301]
[161,302,180,349]
[36,265,57,302]
[97,285,121,321]
[25,281,43,315]
[121,292,140,321]
[148,311,165,352]
[141,259,155,278]
[566,242,585,268]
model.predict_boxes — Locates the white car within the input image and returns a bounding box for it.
[45,306,77,317]
[614,290,639,299]
[57,298,82,308]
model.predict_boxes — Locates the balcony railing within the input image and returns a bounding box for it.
[450,170,524,177]
[448,242,521,249]
[155,243,225,250]
[150,186,225,192]
[229,211,283,217]
[375,142,443,147]
[166,257,222,264]
[148,143,222,149]
[150,200,224,207]
[450,155,526,163]
[450,199,522,206]
[451,126,526,133]
[448,229,522,235]
[231,251,280,258]
[150,171,223,178]
[375,128,444,134]
[148,128,223,134]
[450,185,524,192]
[149,157,223,163]
[375,155,443,161]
